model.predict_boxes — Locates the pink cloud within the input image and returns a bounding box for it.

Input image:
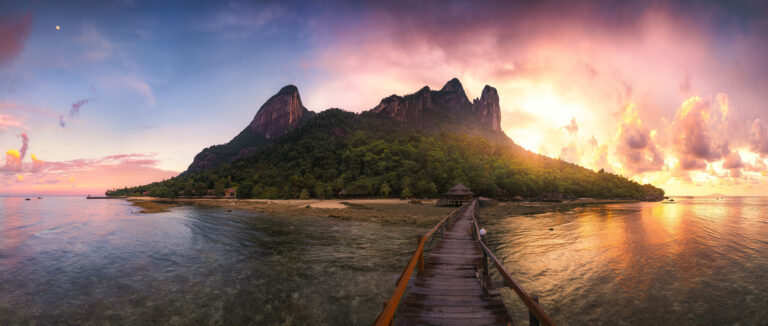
[559,142,580,163]
[563,118,578,136]
[18,133,28,160]
[669,96,730,162]
[615,103,664,175]
[679,155,706,171]
[1,153,178,196]
[0,113,28,131]
[0,12,33,67]
[69,98,90,118]
[722,151,743,169]
[750,119,768,155]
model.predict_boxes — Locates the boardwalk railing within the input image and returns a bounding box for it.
[372,203,470,326]
[469,200,557,326]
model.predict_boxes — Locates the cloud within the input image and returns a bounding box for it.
[18,133,28,160]
[750,119,768,155]
[115,76,156,109]
[0,113,28,131]
[592,143,610,171]
[722,151,743,169]
[678,73,692,95]
[79,23,112,61]
[4,149,22,172]
[589,135,598,148]
[2,133,28,172]
[559,142,580,163]
[670,95,730,162]
[98,75,156,109]
[0,12,33,67]
[198,2,288,38]
[36,177,59,184]
[69,98,90,118]
[2,152,179,196]
[745,158,767,173]
[679,155,706,170]
[58,96,94,127]
[30,154,43,172]
[563,117,578,136]
[615,103,664,175]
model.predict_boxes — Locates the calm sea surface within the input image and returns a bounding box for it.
[482,197,768,325]
[1,196,767,325]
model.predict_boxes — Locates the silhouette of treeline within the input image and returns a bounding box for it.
[107,109,664,200]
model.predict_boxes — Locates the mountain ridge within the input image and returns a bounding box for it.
[187,78,501,173]
[186,85,315,172]
[109,78,665,201]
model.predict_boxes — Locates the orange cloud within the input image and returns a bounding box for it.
[614,103,664,175]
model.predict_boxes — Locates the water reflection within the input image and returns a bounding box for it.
[482,197,768,325]
[0,197,423,325]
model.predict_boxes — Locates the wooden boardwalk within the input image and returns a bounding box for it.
[396,200,512,326]
[374,198,555,326]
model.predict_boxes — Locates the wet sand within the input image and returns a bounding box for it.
[128,197,638,226]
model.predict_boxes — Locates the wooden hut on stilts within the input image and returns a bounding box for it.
[436,184,474,207]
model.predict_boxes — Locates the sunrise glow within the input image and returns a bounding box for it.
[1,1,767,196]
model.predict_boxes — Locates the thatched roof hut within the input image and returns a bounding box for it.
[444,184,474,197]
[437,184,475,207]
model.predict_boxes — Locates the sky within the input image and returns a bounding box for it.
[1,0,768,196]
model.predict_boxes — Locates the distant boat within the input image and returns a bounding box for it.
[25,198,31,201]
[37,197,42,199]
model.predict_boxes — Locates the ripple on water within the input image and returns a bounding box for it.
[481,199,768,325]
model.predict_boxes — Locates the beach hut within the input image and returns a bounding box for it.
[224,188,237,197]
[338,189,348,198]
[437,184,474,206]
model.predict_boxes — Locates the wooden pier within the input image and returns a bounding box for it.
[373,199,556,326]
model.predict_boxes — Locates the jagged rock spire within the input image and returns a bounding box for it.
[250,85,309,139]
[471,85,501,132]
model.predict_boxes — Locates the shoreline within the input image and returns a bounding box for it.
[127,197,640,226]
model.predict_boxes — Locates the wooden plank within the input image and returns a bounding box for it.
[395,200,513,326]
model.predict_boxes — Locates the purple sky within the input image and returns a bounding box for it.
[1,0,768,195]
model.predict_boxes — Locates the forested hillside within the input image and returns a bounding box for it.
[107,109,664,200]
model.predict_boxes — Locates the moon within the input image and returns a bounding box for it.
[56,25,60,30]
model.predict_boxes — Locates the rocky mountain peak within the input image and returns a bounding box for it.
[372,78,500,132]
[250,84,309,139]
[440,78,464,93]
[437,78,471,109]
[185,84,314,173]
[471,85,501,132]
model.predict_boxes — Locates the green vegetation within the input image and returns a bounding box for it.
[106,109,664,200]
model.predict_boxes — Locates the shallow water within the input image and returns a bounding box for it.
[481,197,768,325]
[3,197,767,325]
[0,197,422,325]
